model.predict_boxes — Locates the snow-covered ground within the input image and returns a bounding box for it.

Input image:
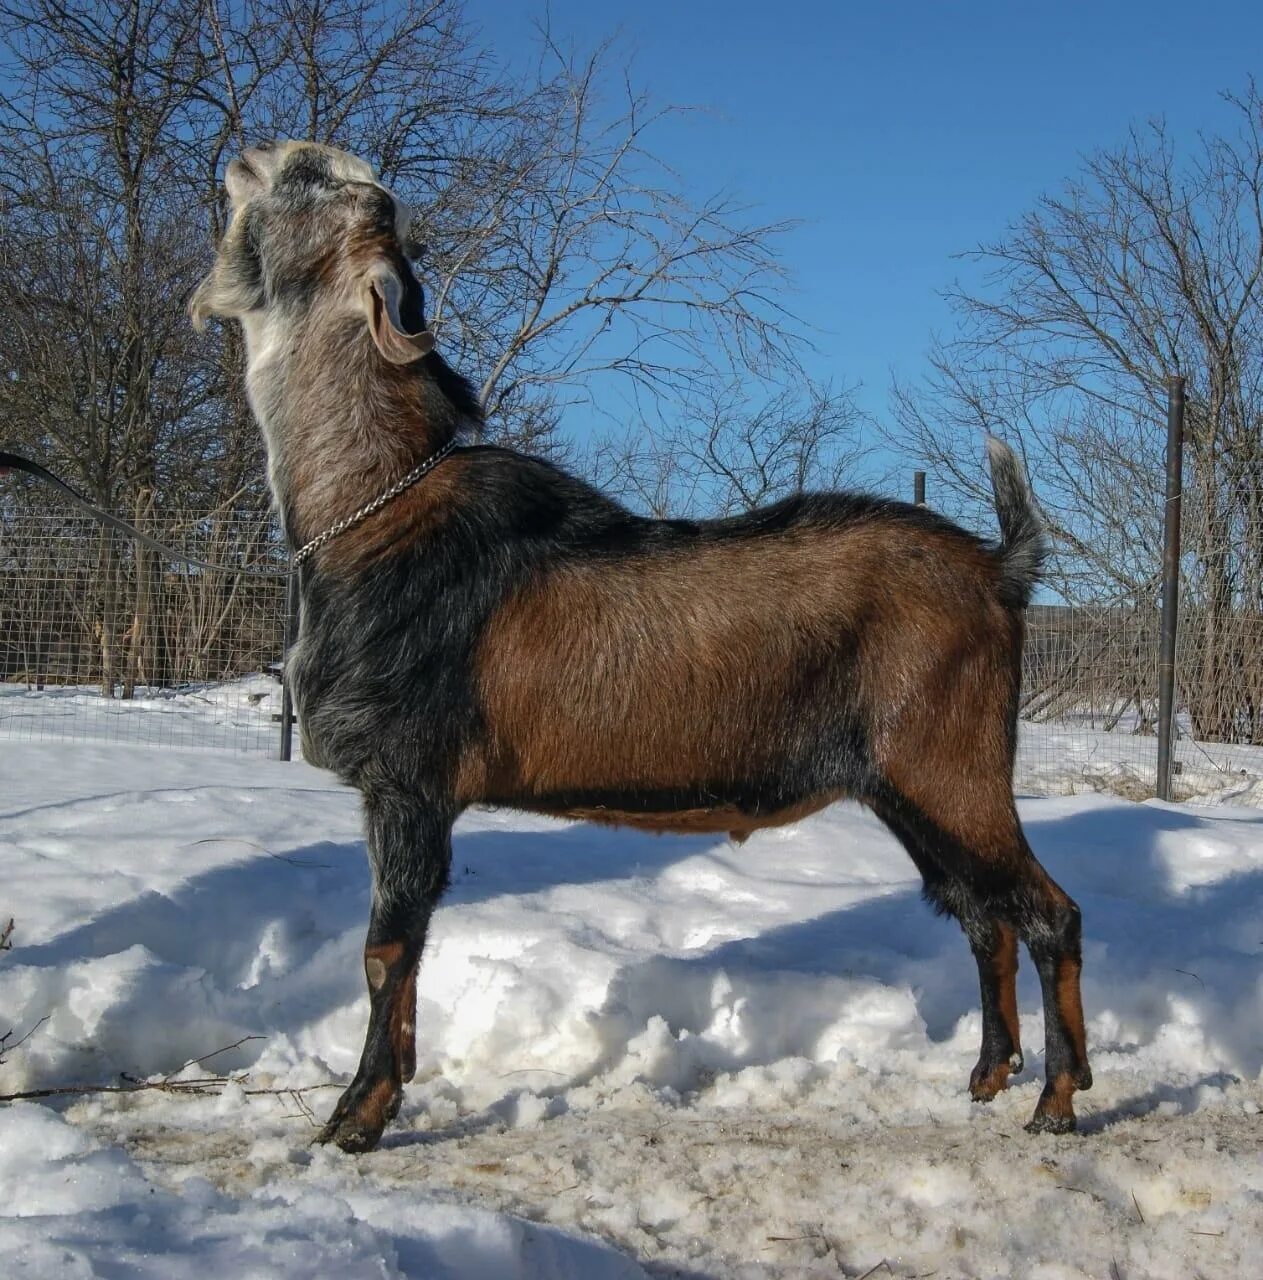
[1017,713,1263,808]
[0,676,282,756]
[2,741,1261,1278]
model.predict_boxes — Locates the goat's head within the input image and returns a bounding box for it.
[191,141,434,365]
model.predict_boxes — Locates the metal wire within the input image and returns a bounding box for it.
[1016,598,1263,805]
[4,473,1261,802]
[0,498,289,757]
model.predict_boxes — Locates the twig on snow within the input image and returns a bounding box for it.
[856,1262,894,1280]
[0,1015,50,1067]
[162,1034,264,1079]
[0,1074,343,1105]
[0,922,48,1071]
[279,1088,320,1126]
[185,838,331,868]
[1057,1183,1109,1206]
[0,1033,332,1109]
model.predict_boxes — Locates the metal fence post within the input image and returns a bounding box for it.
[1156,375,1185,801]
[913,470,926,507]
[278,569,300,761]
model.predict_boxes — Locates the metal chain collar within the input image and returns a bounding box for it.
[291,439,459,568]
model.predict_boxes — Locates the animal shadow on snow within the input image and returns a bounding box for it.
[16,797,1263,1130]
[12,822,714,1081]
[549,799,1263,1127]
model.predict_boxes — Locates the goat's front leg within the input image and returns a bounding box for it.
[317,794,452,1154]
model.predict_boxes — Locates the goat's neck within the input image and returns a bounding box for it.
[243,311,453,549]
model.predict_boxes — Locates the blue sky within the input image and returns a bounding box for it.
[466,0,1263,452]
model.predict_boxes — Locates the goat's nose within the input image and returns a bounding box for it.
[238,144,278,180]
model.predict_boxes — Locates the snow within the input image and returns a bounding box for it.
[0,676,282,756]
[0,1103,642,1280]
[2,739,1262,1278]
[1017,716,1263,807]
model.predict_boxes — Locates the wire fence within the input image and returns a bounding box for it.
[0,495,289,756]
[2,467,1262,805]
[1015,602,1263,805]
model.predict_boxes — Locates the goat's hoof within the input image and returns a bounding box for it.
[969,1050,1023,1102]
[312,1080,401,1153]
[1076,1064,1094,1091]
[1024,1071,1083,1135]
[969,1064,1009,1102]
[1024,1110,1077,1135]
[314,1115,384,1154]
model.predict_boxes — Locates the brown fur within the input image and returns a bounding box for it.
[283,312,441,550]
[472,526,1007,808]
[537,794,844,839]
[1034,1073,1080,1127]
[994,924,1023,1059]
[396,965,419,1083]
[365,940,419,1084]
[1054,952,1089,1071]
[969,923,1022,1102]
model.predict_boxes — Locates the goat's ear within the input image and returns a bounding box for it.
[359,262,435,364]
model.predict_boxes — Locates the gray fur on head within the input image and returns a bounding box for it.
[190,141,422,348]
[188,141,460,543]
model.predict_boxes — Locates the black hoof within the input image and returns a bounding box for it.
[969,1050,1023,1102]
[314,1115,384,1153]
[311,1080,400,1154]
[1024,1110,1077,1135]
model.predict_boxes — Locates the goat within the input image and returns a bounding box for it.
[191,141,1091,1153]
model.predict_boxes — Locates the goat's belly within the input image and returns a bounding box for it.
[534,792,842,839]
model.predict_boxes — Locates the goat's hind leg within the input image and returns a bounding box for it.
[871,797,1023,1102]
[317,794,451,1154]
[967,918,1024,1102]
[874,789,1089,1129]
[1018,863,1092,1133]
[956,838,1091,1131]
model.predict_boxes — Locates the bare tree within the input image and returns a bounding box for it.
[0,0,234,692]
[422,35,801,447]
[0,0,809,696]
[178,6,803,452]
[891,84,1263,742]
[591,380,868,519]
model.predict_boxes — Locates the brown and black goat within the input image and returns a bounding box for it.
[191,141,1091,1153]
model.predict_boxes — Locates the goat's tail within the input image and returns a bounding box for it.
[986,436,1046,609]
